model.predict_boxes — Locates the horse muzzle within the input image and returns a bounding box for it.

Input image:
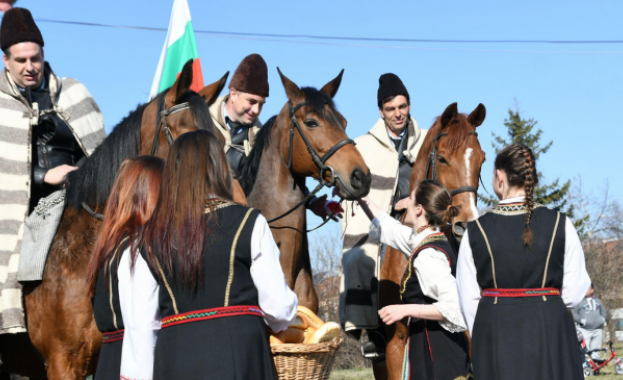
[334,167,371,200]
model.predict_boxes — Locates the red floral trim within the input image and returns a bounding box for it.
[161,305,263,328]
[482,287,560,297]
[102,329,124,343]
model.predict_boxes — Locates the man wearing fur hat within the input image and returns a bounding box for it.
[339,73,428,360]
[209,53,341,220]
[0,7,105,336]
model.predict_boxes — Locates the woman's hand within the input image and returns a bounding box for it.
[378,305,409,325]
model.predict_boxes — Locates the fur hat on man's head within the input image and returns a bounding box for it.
[1,7,44,52]
[377,73,409,108]
[229,54,269,98]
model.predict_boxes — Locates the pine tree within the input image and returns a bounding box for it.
[480,101,578,225]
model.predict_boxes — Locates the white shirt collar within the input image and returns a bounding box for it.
[222,102,233,131]
[412,226,441,247]
[499,196,526,205]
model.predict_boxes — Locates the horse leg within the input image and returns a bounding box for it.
[293,233,318,313]
[379,245,409,380]
[24,213,101,380]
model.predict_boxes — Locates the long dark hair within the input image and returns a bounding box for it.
[86,156,164,296]
[494,143,538,247]
[140,130,232,291]
[414,179,461,227]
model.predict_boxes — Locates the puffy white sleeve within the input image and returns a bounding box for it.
[414,248,467,333]
[561,216,591,308]
[371,211,415,257]
[456,230,481,335]
[250,214,298,332]
[119,248,161,380]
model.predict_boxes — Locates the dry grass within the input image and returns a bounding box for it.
[329,367,374,380]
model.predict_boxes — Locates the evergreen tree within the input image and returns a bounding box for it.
[480,102,578,225]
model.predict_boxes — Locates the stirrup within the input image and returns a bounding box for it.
[361,330,386,361]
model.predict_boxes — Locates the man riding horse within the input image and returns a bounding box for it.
[0,6,105,360]
[209,53,341,221]
[340,73,428,363]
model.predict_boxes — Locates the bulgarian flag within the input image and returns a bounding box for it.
[149,0,204,100]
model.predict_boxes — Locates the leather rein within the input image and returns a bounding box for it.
[266,100,355,227]
[424,131,484,197]
[82,99,190,221]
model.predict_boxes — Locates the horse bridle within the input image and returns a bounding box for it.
[266,101,355,225]
[149,99,191,156]
[82,99,191,221]
[424,131,481,197]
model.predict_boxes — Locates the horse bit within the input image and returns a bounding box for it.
[424,131,482,198]
[266,100,355,226]
[81,99,190,221]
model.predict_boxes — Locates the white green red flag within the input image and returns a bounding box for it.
[149,0,204,100]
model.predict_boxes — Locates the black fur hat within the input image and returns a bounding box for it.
[1,8,44,52]
[377,73,409,108]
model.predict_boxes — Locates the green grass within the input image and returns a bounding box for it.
[330,367,374,380]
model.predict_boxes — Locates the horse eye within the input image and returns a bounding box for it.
[438,156,448,164]
[305,120,319,128]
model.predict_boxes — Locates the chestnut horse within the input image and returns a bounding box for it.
[2,61,235,379]
[239,69,371,312]
[378,103,487,380]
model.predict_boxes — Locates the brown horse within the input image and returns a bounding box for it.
[2,60,233,379]
[239,69,371,312]
[378,103,486,380]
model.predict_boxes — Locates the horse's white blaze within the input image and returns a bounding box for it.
[463,148,479,220]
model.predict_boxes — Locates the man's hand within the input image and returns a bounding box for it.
[309,194,344,222]
[394,197,410,211]
[44,165,78,185]
[378,305,408,325]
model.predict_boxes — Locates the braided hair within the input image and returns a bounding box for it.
[414,180,462,228]
[494,144,538,247]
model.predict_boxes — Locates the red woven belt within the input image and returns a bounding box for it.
[161,305,263,328]
[482,288,561,297]
[102,329,124,343]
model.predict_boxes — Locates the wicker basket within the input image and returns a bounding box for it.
[271,339,343,380]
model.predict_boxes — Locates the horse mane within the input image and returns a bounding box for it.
[65,100,147,211]
[419,113,475,154]
[66,90,214,211]
[239,87,338,195]
[239,115,276,195]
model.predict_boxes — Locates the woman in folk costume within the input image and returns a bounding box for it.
[122,130,298,380]
[359,179,471,380]
[86,156,164,380]
[456,144,591,380]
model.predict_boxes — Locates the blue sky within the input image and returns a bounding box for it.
[11,0,622,237]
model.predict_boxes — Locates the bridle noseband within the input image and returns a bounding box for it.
[424,131,481,197]
[149,98,191,156]
[267,101,355,226]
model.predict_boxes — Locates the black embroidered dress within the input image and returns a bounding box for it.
[465,202,585,380]
[147,204,275,380]
[92,238,129,380]
[400,232,472,380]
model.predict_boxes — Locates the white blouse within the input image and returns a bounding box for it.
[118,214,298,380]
[371,212,467,333]
[456,196,592,335]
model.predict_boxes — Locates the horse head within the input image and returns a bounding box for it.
[275,68,371,200]
[140,59,229,157]
[410,102,487,234]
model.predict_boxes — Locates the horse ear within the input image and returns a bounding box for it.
[277,67,302,103]
[198,71,230,106]
[164,59,194,108]
[467,103,486,127]
[320,69,344,98]
[440,102,458,129]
